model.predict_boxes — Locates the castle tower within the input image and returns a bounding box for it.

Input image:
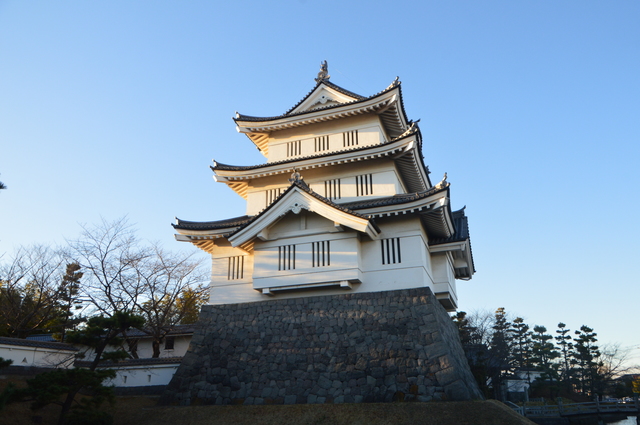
[162,64,481,405]
[173,63,474,311]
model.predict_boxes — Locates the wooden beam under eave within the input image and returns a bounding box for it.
[193,239,216,254]
[247,133,269,156]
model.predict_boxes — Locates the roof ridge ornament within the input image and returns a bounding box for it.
[385,76,400,90]
[289,168,303,183]
[435,172,449,190]
[315,60,330,83]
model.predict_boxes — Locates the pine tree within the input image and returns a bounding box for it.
[55,263,84,342]
[510,318,533,373]
[555,322,574,383]
[489,308,512,400]
[573,325,600,395]
[531,325,560,386]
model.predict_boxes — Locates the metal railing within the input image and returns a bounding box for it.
[510,397,640,418]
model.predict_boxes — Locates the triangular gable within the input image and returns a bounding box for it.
[228,184,379,250]
[288,82,362,115]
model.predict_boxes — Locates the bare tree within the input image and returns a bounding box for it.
[595,343,638,394]
[134,245,207,357]
[0,245,66,338]
[68,217,207,357]
[68,217,151,316]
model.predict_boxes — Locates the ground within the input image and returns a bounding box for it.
[1,394,537,425]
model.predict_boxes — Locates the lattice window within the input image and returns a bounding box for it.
[381,238,402,265]
[266,188,284,205]
[228,256,245,280]
[278,245,296,270]
[355,174,373,196]
[343,130,359,147]
[287,140,301,157]
[324,179,341,200]
[312,240,331,267]
[314,135,329,152]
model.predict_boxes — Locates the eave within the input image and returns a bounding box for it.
[173,216,251,254]
[229,180,380,251]
[429,208,475,279]
[346,185,456,240]
[235,82,409,155]
[213,130,428,199]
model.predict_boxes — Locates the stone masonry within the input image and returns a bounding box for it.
[160,287,482,405]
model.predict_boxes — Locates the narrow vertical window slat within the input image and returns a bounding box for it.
[391,238,396,264]
[386,239,391,265]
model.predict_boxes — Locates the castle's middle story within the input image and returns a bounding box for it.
[173,63,475,311]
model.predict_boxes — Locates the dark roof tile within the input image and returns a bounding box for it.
[0,336,78,351]
[173,215,251,231]
[234,80,398,123]
[213,127,419,172]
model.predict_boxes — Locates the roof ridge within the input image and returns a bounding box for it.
[234,79,400,123]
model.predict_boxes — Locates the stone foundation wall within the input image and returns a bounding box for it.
[160,287,482,405]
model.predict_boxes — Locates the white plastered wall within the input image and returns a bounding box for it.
[0,344,75,368]
[205,214,459,310]
[104,363,180,387]
[245,159,407,215]
[266,115,387,163]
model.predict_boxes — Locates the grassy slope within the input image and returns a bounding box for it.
[111,398,537,425]
[1,374,536,425]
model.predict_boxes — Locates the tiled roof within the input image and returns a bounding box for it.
[229,179,380,237]
[284,80,366,115]
[75,356,183,368]
[213,127,420,172]
[341,186,449,211]
[234,80,394,123]
[0,336,78,351]
[26,334,57,342]
[121,324,197,338]
[173,215,251,231]
[430,208,469,244]
[171,186,450,234]
[430,207,476,274]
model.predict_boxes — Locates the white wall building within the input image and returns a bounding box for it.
[0,336,77,368]
[173,63,474,311]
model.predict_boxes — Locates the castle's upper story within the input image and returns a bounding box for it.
[214,69,431,215]
[233,69,410,163]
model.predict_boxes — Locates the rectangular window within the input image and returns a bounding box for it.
[266,188,283,205]
[324,179,341,200]
[287,140,301,157]
[164,337,175,350]
[343,130,359,147]
[312,240,331,267]
[355,174,373,196]
[228,256,244,280]
[381,238,402,265]
[278,245,296,270]
[314,135,329,152]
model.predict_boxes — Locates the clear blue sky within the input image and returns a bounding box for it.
[1,1,638,366]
